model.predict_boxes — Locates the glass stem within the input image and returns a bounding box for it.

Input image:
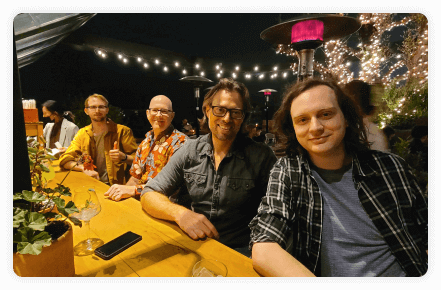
[84,220,92,249]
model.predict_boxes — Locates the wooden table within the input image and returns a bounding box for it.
[47,162,260,277]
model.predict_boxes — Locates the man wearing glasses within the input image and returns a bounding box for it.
[59,94,138,185]
[104,95,187,201]
[140,78,277,256]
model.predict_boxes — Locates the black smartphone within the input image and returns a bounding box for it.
[94,231,142,260]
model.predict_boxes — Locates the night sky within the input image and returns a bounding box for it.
[17,13,405,138]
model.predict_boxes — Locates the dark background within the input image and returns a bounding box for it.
[17,13,406,138]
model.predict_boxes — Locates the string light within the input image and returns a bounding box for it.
[91,47,294,81]
[88,13,427,91]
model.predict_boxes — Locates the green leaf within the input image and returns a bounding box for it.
[13,192,24,200]
[16,230,52,255]
[13,226,34,243]
[21,190,46,203]
[55,184,71,196]
[25,212,48,231]
[28,147,38,154]
[69,216,82,227]
[52,196,65,208]
[39,163,50,173]
[13,208,28,228]
[56,199,79,217]
[35,174,42,186]
[42,187,55,194]
[63,201,79,215]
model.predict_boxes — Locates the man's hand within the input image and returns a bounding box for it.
[109,141,125,163]
[104,184,135,201]
[176,210,220,240]
[83,169,99,180]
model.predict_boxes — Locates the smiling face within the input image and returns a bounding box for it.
[146,95,174,135]
[290,85,348,161]
[206,89,244,142]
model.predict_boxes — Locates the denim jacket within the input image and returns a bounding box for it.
[144,133,277,248]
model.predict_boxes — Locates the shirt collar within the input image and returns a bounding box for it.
[198,133,245,160]
[147,125,175,142]
[84,118,117,136]
[299,150,380,178]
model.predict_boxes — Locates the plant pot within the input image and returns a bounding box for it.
[13,221,75,277]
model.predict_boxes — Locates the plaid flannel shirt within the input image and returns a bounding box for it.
[249,150,428,276]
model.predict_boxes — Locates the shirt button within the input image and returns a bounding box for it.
[314,212,319,218]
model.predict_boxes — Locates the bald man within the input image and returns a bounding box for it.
[105,95,188,201]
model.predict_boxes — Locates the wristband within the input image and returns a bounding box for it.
[135,185,144,196]
[122,153,128,161]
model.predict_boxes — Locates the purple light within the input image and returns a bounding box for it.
[291,20,324,44]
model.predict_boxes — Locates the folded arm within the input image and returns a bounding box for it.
[141,191,219,240]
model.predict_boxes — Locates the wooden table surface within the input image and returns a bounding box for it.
[47,161,260,277]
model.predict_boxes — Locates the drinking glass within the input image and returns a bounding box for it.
[192,259,228,277]
[71,186,104,256]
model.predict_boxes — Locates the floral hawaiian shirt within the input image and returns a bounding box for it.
[129,126,187,184]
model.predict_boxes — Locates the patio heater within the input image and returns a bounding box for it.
[258,89,277,132]
[260,14,361,81]
[180,75,213,137]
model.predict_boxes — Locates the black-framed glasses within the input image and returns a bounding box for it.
[211,106,245,120]
[148,108,173,116]
[86,106,108,110]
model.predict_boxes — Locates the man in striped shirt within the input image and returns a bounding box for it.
[249,79,428,277]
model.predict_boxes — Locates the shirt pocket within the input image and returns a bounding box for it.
[226,178,255,192]
[184,171,207,200]
[224,177,256,206]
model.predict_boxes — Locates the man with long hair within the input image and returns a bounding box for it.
[249,79,427,276]
[141,78,277,255]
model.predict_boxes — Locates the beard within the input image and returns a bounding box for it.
[90,115,107,122]
[211,122,239,141]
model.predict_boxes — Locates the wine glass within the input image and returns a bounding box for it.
[71,186,104,256]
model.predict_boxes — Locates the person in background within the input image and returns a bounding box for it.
[408,125,428,155]
[41,100,79,154]
[344,80,388,151]
[181,118,193,134]
[104,95,187,201]
[140,78,277,256]
[382,125,400,154]
[59,94,138,185]
[250,78,427,277]
[248,124,264,143]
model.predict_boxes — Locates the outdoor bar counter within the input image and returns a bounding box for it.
[47,161,260,277]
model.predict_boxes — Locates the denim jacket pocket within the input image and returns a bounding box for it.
[184,171,207,199]
[226,178,255,193]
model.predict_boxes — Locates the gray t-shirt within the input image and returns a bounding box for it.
[311,163,406,277]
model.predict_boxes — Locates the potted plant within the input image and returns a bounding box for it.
[13,137,88,277]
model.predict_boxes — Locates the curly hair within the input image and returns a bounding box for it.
[200,78,251,136]
[273,78,369,157]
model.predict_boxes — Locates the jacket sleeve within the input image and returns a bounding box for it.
[120,126,138,158]
[59,129,85,168]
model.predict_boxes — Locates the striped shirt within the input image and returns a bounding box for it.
[249,150,428,276]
